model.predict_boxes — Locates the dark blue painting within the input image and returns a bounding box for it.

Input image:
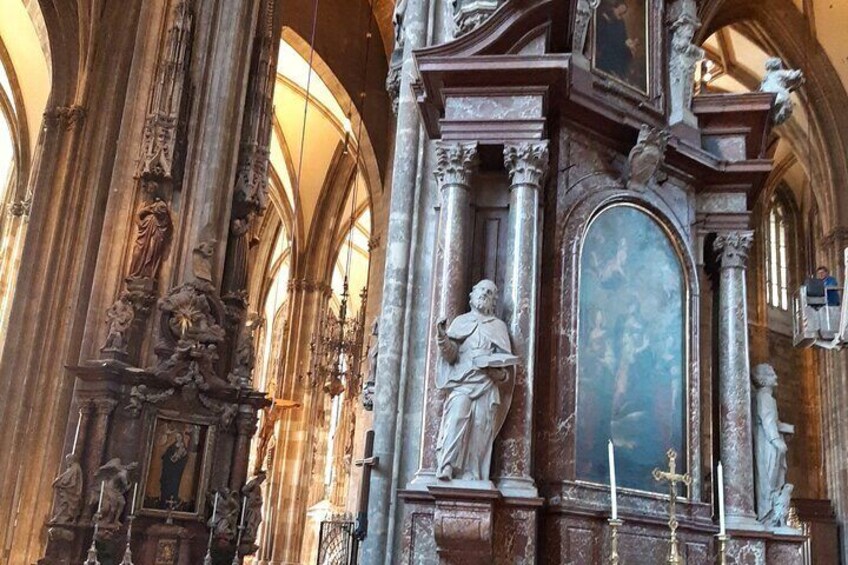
[576,205,685,494]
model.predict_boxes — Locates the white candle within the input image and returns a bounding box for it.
[71,413,82,455]
[130,483,138,516]
[211,492,219,521]
[717,462,726,535]
[97,481,105,514]
[239,496,247,528]
[608,439,618,520]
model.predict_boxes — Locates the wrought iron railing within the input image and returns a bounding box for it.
[317,517,359,565]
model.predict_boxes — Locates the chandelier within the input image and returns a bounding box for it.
[311,279,367,398]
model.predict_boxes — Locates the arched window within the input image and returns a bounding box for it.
[766,195,792,311]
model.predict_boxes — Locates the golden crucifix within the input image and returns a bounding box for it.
[652,449,691,565]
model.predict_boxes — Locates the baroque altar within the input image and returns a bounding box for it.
[371,0,808,563]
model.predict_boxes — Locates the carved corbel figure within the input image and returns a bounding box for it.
[50,453,83,524]
[625,124,670,190]
[759,58,804,125]
[668,0,703,124]
[453,0,502,36]
[573,0,600,54]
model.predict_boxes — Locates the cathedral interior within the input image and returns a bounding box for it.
[2,0,848,564]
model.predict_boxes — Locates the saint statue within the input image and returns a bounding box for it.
[241,471,267,544]
[362,318,379,410]
[759,58,804,126]
[50,453,83,524]
[90,459,137,525]
[752,363,794,527]
[434,279,518,481]
[127,199,172,280]
[102,293,135,354]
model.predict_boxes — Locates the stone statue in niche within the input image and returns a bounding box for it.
[759,58,804,126]
[573,0,600,55]
[392,0,407,50]
[101,292,135,355]
[89,458,138,526]
[241,471,266,546]
[625,124,670,190]
[50,453,83,524]
[127,199,172,281]
[192,238,216,286]
[434,279,519,481]
[668,0,703,125]
[208,488,240,541]
[752,364,796,528]
[362,318,379,410]
[228,321,257,388]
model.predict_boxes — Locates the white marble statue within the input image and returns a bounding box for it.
[759,58,804,125]
[434,279,519,481]
[752,363,795,527]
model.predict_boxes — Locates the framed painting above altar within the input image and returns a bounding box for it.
[592,0,649,93]
[140,414,215,517]
[575,205,686,494]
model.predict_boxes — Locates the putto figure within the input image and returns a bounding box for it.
[759,58,804,125]
[434,279,519,481]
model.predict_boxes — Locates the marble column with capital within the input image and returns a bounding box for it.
[417,141,479,477]
[714,231,759,528]
[497,142,548,497]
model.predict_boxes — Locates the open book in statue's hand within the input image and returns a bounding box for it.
[473,352,520,369]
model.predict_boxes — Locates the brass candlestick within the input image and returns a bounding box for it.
[608,518,623,564]
[83,512,101,565]
[120,514,135,565]
[716,534,728,565]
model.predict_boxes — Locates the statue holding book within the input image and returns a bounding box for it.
[434,279,519,481]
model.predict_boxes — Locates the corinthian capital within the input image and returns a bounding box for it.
[714,231,754,269]
[504,142,550,189]
[434,142,479,189]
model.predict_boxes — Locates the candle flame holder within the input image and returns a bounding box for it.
[608,518,623,564]
[716,533,728,565]
[119,513,135,565]
[83,512,101,565]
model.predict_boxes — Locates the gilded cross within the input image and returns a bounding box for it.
[652,449,691,565]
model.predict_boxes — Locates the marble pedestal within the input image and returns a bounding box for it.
[430,484,500,564]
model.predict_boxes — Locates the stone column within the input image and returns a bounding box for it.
[498,142,548,497]
[435,142,479,321]
[84,398,118,518]
[714,231,759,528]
[418,141,479,475]
[231,406,260,491]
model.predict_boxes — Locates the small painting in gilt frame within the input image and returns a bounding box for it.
[140,414,214,517]
[592,0,649,93]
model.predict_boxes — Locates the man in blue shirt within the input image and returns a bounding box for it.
[816,266,841,306]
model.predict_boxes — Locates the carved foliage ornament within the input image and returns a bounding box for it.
[713,231,754,269]
[504,142,550,188]
[434,142,479,189]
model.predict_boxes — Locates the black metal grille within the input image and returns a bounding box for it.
[317,518,359,565]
